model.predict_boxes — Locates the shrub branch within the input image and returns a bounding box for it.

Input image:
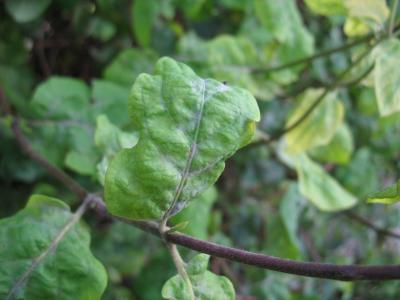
[2,82,400,282]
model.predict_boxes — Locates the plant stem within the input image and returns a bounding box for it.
[251,34,374,73]
[160,217,195,299]
[123,218,400,281]
[389,0,399,37]
[6,196,93,300]
[166,243,195,300]
[339,63,374,87]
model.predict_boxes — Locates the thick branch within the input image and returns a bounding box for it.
[3,87,400,282]
[132,219,400,281]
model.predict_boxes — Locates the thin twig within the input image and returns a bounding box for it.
[338,64,374,87]
[176,33,374,75]
[273,46,374,139]
[346,211,400,240]
[247,48,375,149]
[250,34,374,73]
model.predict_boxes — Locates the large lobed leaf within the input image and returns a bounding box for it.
[105,57,260,220]
[0,195,107,299]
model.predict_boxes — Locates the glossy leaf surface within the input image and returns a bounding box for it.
[105,57,260,220]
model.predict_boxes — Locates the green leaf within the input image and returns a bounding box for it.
[305,0,388,36]
[29,77,135,176]
[254,0,314,60]
[131,0,159,47]
[284,89,344,154]
[305,0,388,23]
[103,49,157,87]
[91,80,130,126]
[279,183,303,252]
[296,154,357,211]
[105,57,260,220]
[344,0,389,36]
[0,195,107,299]
[218,0,249,10]
[95,115,138,155]
[368,180,400,204]
[94,115,138,184]
[335,148,380,198]
[174,0,206,18]
[254,0,302,44]
[0,64,34,115]
[161,254,235,300]
[373,39,400,116]
[64,150,97,176]
[92,222,149,277]
[31,76,91,120]
[5,0,51,23]
[344,17,371,37]
[308,123,354,165]
[206,36,269,98]
[179,34,266,98]
[304,0,347,16]
[64,127,99,176]
[87,17,116,42]
[171,186,217,239]
[263,183,304,260]
[345,0,389,25]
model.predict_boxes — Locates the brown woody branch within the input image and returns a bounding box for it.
[2,87,400,281]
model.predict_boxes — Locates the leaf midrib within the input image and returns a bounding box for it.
[165,78,208,218]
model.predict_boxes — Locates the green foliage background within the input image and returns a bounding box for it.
[1,0,400,299]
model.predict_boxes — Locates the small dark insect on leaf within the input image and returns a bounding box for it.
[223,81,228,85]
